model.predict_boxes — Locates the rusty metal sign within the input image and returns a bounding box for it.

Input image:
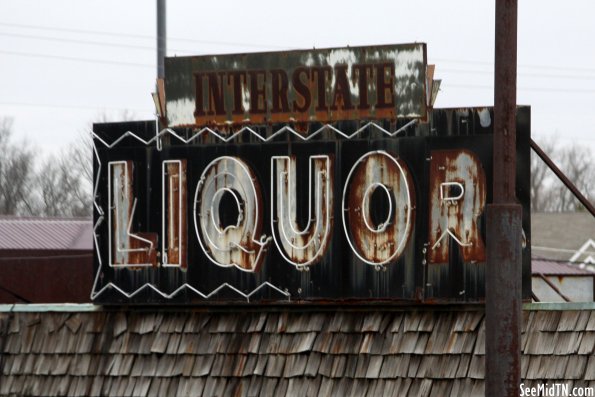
[164,44,427,128]
[92,114,530,303]
[91,44,531,304]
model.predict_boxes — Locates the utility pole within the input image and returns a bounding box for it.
[486,0,522,396]
[157,0,166,79]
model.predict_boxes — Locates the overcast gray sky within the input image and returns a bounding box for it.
[1,1,595,155]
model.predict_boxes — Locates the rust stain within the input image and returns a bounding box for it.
[427,149,486,264]
[165,161,187,269]
[111,161,158,267]
[345,152,415,264]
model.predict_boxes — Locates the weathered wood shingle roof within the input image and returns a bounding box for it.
[0,306,594,396]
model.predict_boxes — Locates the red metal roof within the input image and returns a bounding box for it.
[531,257,594,276]
[0,216,92,250]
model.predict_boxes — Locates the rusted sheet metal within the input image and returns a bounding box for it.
[109,161,157,267]
[271,155,334,268]
[164,44,427,129]
[427,149,486,264]
[343,151,415,266]
[92,106,531,305]
[162,160,187,268]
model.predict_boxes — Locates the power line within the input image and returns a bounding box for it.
[447,83,595,94]
[0,49,153,68]
[0,21,291,50]
[0,101,152,113]
[441,67,595,81]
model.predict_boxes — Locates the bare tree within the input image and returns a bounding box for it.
[0,118,37,215]
[531,137,594,212]
[35,146,92,217]
[530,137,557,212]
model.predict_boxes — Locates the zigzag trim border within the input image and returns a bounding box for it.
[90,119,418,302]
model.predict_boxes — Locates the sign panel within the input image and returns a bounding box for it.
[164,44,427,128]
[92,107,531,304]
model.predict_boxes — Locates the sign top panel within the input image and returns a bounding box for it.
[164,43,427,128]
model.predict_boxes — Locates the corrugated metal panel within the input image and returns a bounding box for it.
[0,217,92,250]
[532,258,594,276]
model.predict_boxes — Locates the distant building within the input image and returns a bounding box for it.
[531,212,595,302]
[0,216,92,303]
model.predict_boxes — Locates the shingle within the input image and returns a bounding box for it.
[417,312,436,332]
[408,379,433,397]
[394,354,411,378]
[378,355,399,379]
[468,355,484,379]
[354,354,370,378]
[318,377,333,396]
[552,355,570,379]
[33,354,51,375]
[241,354,258,377]
[113,312,128,337]
[183,313,209,334]
[414,333,430,354]
[525,331,556,355]
[318,354,334,378]
[253,354,268,376]
[579,332,595,354]
[290,332,317,354]
[191,354,214,377]
[150,332,170,354]
[5,333,21,353]
[76,333,94,354]
[430,380,452,397]
[473,328,485,355]
[304,376,322,397]
[330,333,362,355]
[361,313,384,332]
[165,333,182,354]
[407,355,422,378]
[65,314,83,334]
[220,354,237,377]
[565,356,588,379]
[312,332,333,353]
[147,377,162,397]
[553,332,582,355]
[30,328,46,353]
[278,333,294,354]
[575,310,591,331]
[454,312,483,332]
[399,332,419,354]
[587,311,595,331]
[557,311,581,331]
[521,354,529,379]
[259,378,278,396]
[533,310,561,331]
[51,354,72,375]
[330,355,347,378]
[363,355,382,379]
[403,313,422,332]
[585,356,595,380]
[417,355,438,378]
[304,352,322,377]
[369,333,388,355]
[347,379,369,397]
[283,354,308,378]
[389,313,404,332]
[286,378,307,397]
[246,313,267,333]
